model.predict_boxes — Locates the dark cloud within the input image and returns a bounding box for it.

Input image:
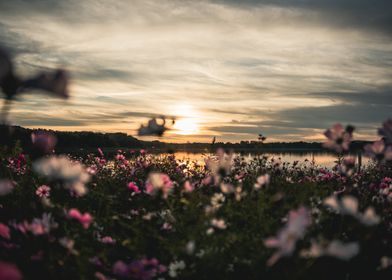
[214,0,392,35]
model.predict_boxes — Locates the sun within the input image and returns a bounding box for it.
[171,104,200,135]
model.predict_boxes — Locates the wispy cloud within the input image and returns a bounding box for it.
[0,0,391,142]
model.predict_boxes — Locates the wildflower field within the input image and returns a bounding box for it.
[0,122,392,280]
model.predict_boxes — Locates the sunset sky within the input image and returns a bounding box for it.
[0,0,391,142]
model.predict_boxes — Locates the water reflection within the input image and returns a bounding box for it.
[172,151,372,168]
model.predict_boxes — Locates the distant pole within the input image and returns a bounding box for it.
[357,151,362,173]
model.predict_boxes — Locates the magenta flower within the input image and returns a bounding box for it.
[323,124,354,153]
[36,185,51,198]
[113,258,166,280]
[0,223,10,240]
[364,140,392,163]
[7,154,27,175]
[31,131,57,153]
[100,236,116,244]
[128,182,141,193]
[68,208,93,229]
[0,261,22,280]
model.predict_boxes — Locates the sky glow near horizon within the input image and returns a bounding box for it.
[0,0,391,142]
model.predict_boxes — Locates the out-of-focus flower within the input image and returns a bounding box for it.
[68,208,93,229]
[59,237,78,254]
[254,174,270,190]
[205,148,234,182]
[138,117,174,137]
[183,181,194,192]
[0,179,15,195]
[100,236,116,244]
[364,140,392,163]
[0,223,11,239]
[264,207,311,266]
[36,185,51,198]
[323,195,380,226]
[211,218,227,229]
[0,261,22,280]
[168,260,186,278]
[379,256,392,270]
[185,241,195,255]
[323,124,354,153]
[127,182,141,194]
[301,240,359,260]
[220,182,234,194]
[33,156,90,196]
[113,258,166,280]
[145,172,174,199]
[31,131,57,153]
[205,193,225,214]
[378,119,392,145]
[29,213,58,235]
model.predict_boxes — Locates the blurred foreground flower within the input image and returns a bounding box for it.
[68,208,93,229]
[0,261,22,280]
[145,172,174,199]
[264,207,311,266]
[33,156,90,196]
[324,195,380,226]
[301,240,359,260]
[0,179,15,195]
[113,258,166,280]
[254,174,270,190]
[138,117,174,137]
[323,124,354,153]
[364,140,392,163]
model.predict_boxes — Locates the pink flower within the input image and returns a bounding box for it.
[264,207,311,266]
[0,179,15,196]
[364,140,392,163]
[68,208,93,229]
[127,182,141,193]
[31,131,57,153]
[0,223,10,239]
[323,124,354,153]
[36,185,51,198]
[100,236,116,244]
[97,148,104,157]
[183,181,194,192]
[0,261,22,280]
[7,154,27,175]
[378,119,392,145]
[145,173,174,199]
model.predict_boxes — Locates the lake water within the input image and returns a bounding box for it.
[171,151,372,169]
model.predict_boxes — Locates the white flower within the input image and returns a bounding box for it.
[185,241,195,255]
[301,240,359,261]
[168,260,186,278]
[254,174,270,190]
[323,195,380,226]
[211,218,227,229]
[264,207,311,266]
[33,156,90,196]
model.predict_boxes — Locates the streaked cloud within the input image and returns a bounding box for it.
[0,0,391,142]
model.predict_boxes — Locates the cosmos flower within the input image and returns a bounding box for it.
[138,117,174,137]
[211,218,227,229]
[127,182,141,193]
[31,131,57,153]
[183,181,194,192]
[113,258,166,280]
[301,240,359,260]
[264,207,311,266]
[0,179,15,195]
[378,119,392,145]
[7,154,27,175]
[168,260,186,278]
[68,208,93,229]
[0,223,10,239]
[205,148,234,182]
[254,174,270,190]
[323,195,380,226]
[36,185,51,198]
[323,123,354,153]
[0,261,22,280]
[33,156,90,196]
[145,172,174,199]
[28,213,58,235]
[364,140,392,163]
[99,236,116,244]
